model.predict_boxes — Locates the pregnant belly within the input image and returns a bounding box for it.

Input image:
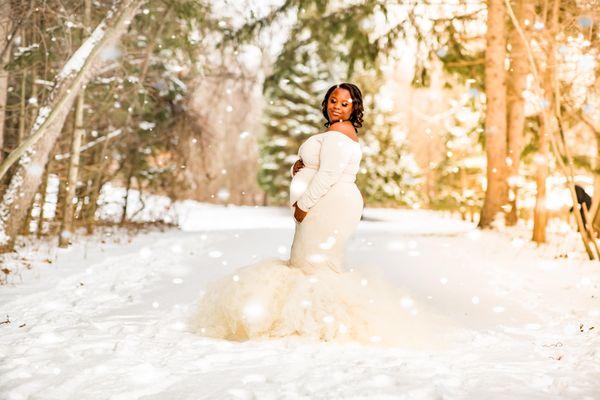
[289,168,317,206]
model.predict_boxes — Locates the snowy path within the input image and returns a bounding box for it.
[1,207,599,399]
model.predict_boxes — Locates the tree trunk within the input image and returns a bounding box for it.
[83,136,111,234]
[505,0,534,226]
[0,0,143,252]
[59,0,90,248]
[590,131,600,229]
[36,167,49,238]
[532,114,549,243]
[58,91,85,247]
[120,164,134,226]
[0,0,12,162]
[460,166,467,220]
[18,68,27,143]
[16,29,30,235]
[532,0,559,243]
[479,0,508,228]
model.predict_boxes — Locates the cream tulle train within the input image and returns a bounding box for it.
[190,257,436,345]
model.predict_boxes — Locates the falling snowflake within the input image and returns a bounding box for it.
[217,189,230,201]
[319,236,336,250]
[208,250,222,258]
[139,121,155,131]
[400,297,414,309]
[243,302,264,321]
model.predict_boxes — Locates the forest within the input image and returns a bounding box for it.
[0,0,598,258]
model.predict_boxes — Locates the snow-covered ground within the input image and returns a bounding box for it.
[1,205,600,399]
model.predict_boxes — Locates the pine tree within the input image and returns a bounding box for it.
[258,45,333,204]
[431,93,485,216]
[358,109,423,207]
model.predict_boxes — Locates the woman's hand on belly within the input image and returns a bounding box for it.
[292,159,304,176]
[289,166,316,207]
[292,202,307,223]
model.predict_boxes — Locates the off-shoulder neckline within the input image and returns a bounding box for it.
[324,130,360,143]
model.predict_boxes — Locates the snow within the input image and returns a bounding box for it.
[58,21,107,79]
[1,205,600,399]
[30,106,51,133]
[0,170,25,245]
[138,121,155,131]
[33,79,54,87]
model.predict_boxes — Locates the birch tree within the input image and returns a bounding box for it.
[0,1,12,162]
[0,0,144,252]
[58,0,91,247]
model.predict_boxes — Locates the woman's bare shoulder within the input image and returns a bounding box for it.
[327,122,358,142]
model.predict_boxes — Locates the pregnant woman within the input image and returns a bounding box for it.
[191,83,427,345]
[288,83,363,275]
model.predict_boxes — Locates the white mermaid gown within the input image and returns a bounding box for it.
[191,131,425,345]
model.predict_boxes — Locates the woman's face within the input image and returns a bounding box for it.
[327,88,353,123]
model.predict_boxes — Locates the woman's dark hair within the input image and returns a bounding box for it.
[321,83,364,131]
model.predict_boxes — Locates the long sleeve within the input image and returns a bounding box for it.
[296,134,353,211]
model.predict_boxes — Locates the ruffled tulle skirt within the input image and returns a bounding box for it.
[189,257,441,347]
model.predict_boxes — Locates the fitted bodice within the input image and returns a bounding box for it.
[297,131,362,179]
[289,131,362,208]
